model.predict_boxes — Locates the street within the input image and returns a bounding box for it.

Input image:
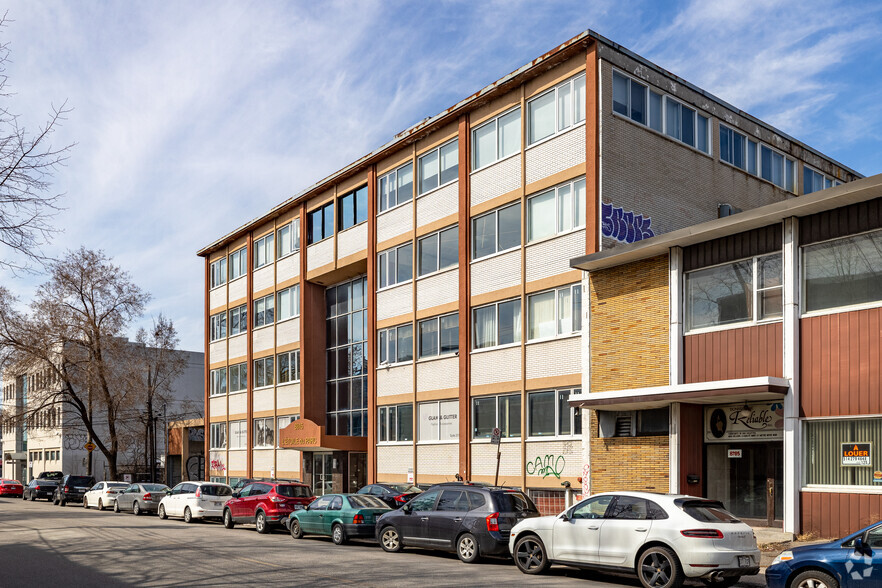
[0,497,769,588]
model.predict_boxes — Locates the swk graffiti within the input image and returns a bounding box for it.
[602,202,655,244]
[526,454,565,479]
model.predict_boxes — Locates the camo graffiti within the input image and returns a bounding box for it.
[602,202,655,244]
[526,454,565,479]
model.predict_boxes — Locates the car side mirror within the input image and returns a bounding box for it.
[560,511,571,522]
[166,489,172,495]
[402,504,412,514]
[854,537,867,554]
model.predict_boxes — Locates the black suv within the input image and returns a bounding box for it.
[375,482,540,563]
[53,474,95,506]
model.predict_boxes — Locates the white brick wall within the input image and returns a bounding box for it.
[471,250,521,296]
[229,277,246,302]
[338,222,367,259]
[253,265,274,293]
[209,287,226,311]
[276,383,300,411]
[417,444,458,478]
[277,252,300,281]
[378,201,413,243]
[471,347,522,386]
[228,392,247,416]
[416,269,458,311]
[377,364,413,397]
[209,397,226,417]
[253,387,274,412]
[525,231,585,282]
[471,442,522,478]
[209,341,226,364]
[378,444,414,477]
[228,334,247,361]
[253,449,273,472]
[524,439,581,478]
[307,238,334,272]
[227,450,246,472]
[471,156,522,207]
[277,317,300,346]
[525,125,586,185]
[417,182,458,228]
[252,327,274,355]
[525,337,581,380]
[276,449,300,474]
[377,282,413,322]
[416,357,458,392]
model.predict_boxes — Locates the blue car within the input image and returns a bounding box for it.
[766,521,882,588]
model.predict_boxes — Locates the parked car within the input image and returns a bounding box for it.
[288,494,391,544]
[230,477,301,492]
[0,478,24,497]
[113,483,169,515]
[223,481,314,533]
[765,520,882,588]
[375,482,541,563]
[23,478,58,501]
[83,481,129,510]
[158,481,232,523]
[356,483,422,509]
[509,492,760,588]
[54,474,96,506]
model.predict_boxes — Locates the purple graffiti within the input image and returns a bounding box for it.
[601,202,655,244]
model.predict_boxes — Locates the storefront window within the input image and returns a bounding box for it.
[804,418,882,487]
[802,229,882,313]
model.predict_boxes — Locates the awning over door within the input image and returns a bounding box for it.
[278,418,367,452]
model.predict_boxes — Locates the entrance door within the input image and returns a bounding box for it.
[312,453,335,497]
[706,442,783,524]
[349,453,366,492]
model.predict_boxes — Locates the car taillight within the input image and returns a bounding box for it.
[353,514,364,524]
[64,486,70,492]
[270,496,284,503]
[486,512,500,532]
[142,493,151,501]
[195,487,202,498]
[394,494,408,503]
[681,529,724,539]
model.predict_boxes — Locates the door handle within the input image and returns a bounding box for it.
[588,525,599,530]
[421,517,429,522]
[318,514,323,518]
[453,517,463,522]
[635,528,648,532]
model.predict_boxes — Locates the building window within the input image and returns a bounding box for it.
[418,400,459,442]
[527,284,582,340]
[379,324,413,365]
[803,166,840,195]
[804,418,882,487]
[229,363,247,393]
[277,219,301,258]
[307,201,334,245]
[209,311,227,341]
[378,162,414,212]
[473,298,521,349]
[229,420,247,449]
[378,404,413,442]
[598,407,669,438]
[418,139,458,195]
[277,349,300,384]
[473,107,521,170]
[685,253,783,332]
[418,313,458,359]
[338,185,368,231]
[472,202,520,260]
[253,233,274,269]
[527,178,586,242]
[210,368,226,397]
[277,285,300,321]
[528,73,586,145]
[229,304,247,336]
[209,423,225,449]
[472,394,520,439]
[417,226,457,277]
[253,417,275,448]
[802,229,882,314]
[378,242,413,289]
[229,248,247,280]
[326,277,368,437]
[253,294,275,329]
[528,389,582,438]
[253,356,274,388]
[613,70,709,154]
[277,414,300,445]
[720,124,796,192]
[210,257,227,289]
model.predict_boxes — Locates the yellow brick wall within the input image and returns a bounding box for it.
[589,412,669,492]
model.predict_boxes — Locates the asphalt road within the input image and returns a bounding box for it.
[0,497,768,587]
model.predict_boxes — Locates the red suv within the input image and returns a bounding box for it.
[222,481,314,534]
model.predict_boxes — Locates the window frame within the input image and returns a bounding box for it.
[719,123,797,193]
[471,106,521,171]
[337,185,368,232]
[471,393,521,439]
[253,356,274,389]
[527,388,582,439]
[378,403,414,443]
[417,312,459,359]
[378,323,414,366]
[253,294,275,329]
[210,423,227,449]
[209,367,227,397]
[471,201,521,261]
[229,248,247,281]
[803,164,841,195]
[210,257,227,289]
[472,297,522,350]
[378,162,414,213]
[527,283,582,341]
[209,311,227,342]
[253,232,274,270]
[229,363,247,393]
[307,201,335,245]
[277,349,301,385]
[418,138,459,196]
[277,219,301,259]
[527,72,586,146]
[377,242,413,290]
[229,420,247,449]
[417,225,458,277]
[276,284,300,322]
[276,414,300,448]
[253,416,275,448]
[526,178,586,243]
[417,399,459,443]
[229,304,247,336]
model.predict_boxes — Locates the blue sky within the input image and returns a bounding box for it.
[2,0,880,351]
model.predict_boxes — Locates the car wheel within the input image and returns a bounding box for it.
[332,523,346,545]
[256,511,269,534]
[223,508,235,529]
[289,519,303,539]
[133,502,141,516]
[791,570,839,588]
[83,498,89,509]
[456,533,480,563]
[113,500,120,513]
[158,504,167,520]
[701,577,739,588]
[638,546,684,588]
[98,499,104,511]
[184,506,193,523]
[52,495,58,505]
[514,534,550,575]
[380,526,403,553]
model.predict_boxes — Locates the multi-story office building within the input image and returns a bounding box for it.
[197,30,858,510]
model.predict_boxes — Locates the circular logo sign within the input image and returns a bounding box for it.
[710,409,728,439]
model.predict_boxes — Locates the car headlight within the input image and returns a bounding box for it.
[771,551,793,565]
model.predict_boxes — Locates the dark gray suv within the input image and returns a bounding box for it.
[54,474,95,506]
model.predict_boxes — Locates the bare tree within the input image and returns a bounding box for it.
[0,13,74,272]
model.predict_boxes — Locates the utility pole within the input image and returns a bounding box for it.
[162,403,168,485]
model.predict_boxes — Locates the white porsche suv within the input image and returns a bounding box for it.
[509,491,760,588]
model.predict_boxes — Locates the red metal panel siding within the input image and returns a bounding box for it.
[800,307,882,417]
[801,492,882,538]
[679,403,704,496]
[684,323,783,383]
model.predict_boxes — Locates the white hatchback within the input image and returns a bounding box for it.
[509,492,760,588]
[158,481,233,523]
[83,481,129,511]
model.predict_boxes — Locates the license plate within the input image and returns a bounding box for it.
[213,501,222,506]
[738,556,751,567]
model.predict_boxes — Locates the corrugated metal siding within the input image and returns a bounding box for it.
[679,403,704,496]
[801,492,882,538]
[683,224,782,272]
[800,197,882,246]
[684,323,783,383]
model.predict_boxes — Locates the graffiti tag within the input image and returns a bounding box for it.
[602,202,655,244]
[210,459,226,472]
[526,454,565,479]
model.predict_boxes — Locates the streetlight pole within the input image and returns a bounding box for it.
[163,403,168,485]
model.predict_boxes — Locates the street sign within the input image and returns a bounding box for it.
[490,427,501,445]
[84,442,96,452]
[123,473,132,482]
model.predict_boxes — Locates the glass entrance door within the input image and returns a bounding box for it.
[706,442,783,523]
[313,452,335,496]
[348,452,366,492]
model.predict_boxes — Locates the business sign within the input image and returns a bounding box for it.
[417,400,459,442]
[841,443,871,466]
[705,403,784,443]
[873,471,882,483]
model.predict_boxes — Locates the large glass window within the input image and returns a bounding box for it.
[277,415,299,445]
[379,324,413,365]
[326,277,368,436]
[229,304,247,336]
[338,185,368,231]
[804,167,840,195]
[379,404,413,442]
[418,226,458,277]
[418,139,458,195]
[277,350,300,384]
[210,311,227,341]
[210,423,226,449]
[229,420,247,449]
[803,229,882,313]
[804,419,882,487]
[307,201,334,245]
[529,389,582,437]
[472,394,521,438]
[253,356,273,388]
[210,367,226,397]
[277,219,301,258]
[229,363,247,393]
[253,417,275,448]
[473,298,521,349]
[473,107,521,170]
[210,258,227,288]
[418,400,459,442]
[253,294,274,328]
[685,253,782,331]
[528,73,585,145]
[418,313,458,359]
[720,124,796,192]
[527,179,586,242]
[378,162,414,212]
[378,242,413,289]
[229,248,247,280]
[277,285,300,321]
[253,233,274,269]
[527,284,582,340]
[472,202,521,260]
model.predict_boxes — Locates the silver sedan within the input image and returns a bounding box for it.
[113,483,169,515]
